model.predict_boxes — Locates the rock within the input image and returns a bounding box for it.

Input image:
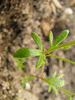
[41,20,50,36]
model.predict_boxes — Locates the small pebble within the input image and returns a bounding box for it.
[64,8,73,15]
[25,83,30,90]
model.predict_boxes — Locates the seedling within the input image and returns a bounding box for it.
[13,30,75,100]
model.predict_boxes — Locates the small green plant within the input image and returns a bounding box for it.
[13,30,75,100]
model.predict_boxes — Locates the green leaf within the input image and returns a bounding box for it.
[26,76,35,81]
[52,71,56,78]
[52,86,58,95]
[51,80,65,87]
[69,97,75,100]
[62,46,70,50]
[48,80,58,95]
[21,82,25,88]
[43,58,47,63]
[49,31,53,47]
[21,76,35,88]
[44,72,65,87]
[50,71,52,74]
[21,77,27,88]
[13,48,43,58]
[48,84,52,92]
[44,72,65,88]
[21,77,26,82]
[55,74,64,79]
[20,58,26,64]
[36,56,44,68]
[16,58,26,70]
[47,41,75,54]
[32,32,43,51]
[53,30,69,46]
[66,94,75,100]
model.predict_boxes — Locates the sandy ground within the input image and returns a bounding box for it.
[0,0,75,100]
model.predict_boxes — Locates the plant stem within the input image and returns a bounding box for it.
[21,69,44,81]
[46,41,75,54]
[19,68,75,97]
[47,54,75,64]
[22,70,75,96]
[41,63,44,77]
[52,83,75,96]
[44,79,75,96]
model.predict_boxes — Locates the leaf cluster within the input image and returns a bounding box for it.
[16,58,26,70]
[21,76,35,88]
[13,30,75,100]
[44,71,64,95]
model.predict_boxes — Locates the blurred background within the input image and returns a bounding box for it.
[0,0,75,100]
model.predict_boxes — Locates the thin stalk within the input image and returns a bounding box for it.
[19,67,75,97]
[47,54,75,64]
[24,70,75,96]
[44,79,75,96]
[46,41,75,54]
[20,69,45,81]
[51,83,75,96]
[41,63,44,77]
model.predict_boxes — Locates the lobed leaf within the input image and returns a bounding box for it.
[51,80,65,87]
[13,48,43,58]
[20,58,26,64]
[26,76,35,81]
[21,76,35,88]
[52,71,56,78]
[32,32,43,51]
[16,58,26,69]
[55,74,64,79]
[52,86,58,95]
[48,84,52,92]
[48,81,58,95]
[21,77,27,88]
[53,30,69,47]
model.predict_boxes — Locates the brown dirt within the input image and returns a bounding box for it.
[0,0,75,100]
